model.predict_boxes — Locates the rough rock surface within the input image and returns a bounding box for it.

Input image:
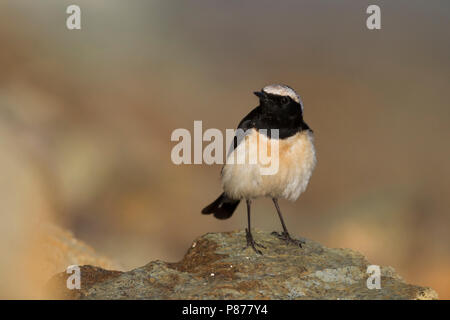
[51,230,438,299]
[42,224,121,298]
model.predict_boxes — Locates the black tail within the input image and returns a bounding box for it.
[201,193,240,220]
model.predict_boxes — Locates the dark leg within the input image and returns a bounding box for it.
[271,198,305,247]
[244,199,265,254]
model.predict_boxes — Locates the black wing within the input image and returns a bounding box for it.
[226,106,261,157]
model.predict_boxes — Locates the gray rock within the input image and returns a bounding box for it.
[54,230,438,299]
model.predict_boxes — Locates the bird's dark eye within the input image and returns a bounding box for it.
[281,96,289,104]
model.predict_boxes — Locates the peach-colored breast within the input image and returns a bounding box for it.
[221,129,316,201]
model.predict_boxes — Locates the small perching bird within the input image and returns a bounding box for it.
[202,84,316,254]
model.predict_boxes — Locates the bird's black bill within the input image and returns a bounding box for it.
[253,91,265,99]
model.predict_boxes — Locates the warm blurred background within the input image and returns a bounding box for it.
[0,0,449,298]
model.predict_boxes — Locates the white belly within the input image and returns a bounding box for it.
[221,129,316,201]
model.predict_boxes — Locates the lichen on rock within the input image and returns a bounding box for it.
[49,230,438,300]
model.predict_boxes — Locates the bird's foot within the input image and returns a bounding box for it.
[271,231,305,248]
[244,228,265,254]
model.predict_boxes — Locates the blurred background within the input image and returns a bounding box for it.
[0,0,449,298]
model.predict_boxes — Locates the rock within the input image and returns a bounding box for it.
[40,223,121,299]
[50,230,438,299]
[47,265,123,299]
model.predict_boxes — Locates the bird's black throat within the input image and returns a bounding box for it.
[253,110,311,139]
[229,96,312,155]
[240,99,311,139]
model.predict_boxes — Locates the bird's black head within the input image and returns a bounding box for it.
[254,84,304,125]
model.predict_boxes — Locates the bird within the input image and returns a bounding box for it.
[201,84,316,254]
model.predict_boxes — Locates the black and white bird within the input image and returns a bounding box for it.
[202,84,316,254]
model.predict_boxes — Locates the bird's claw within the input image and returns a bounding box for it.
[244,228,265,254]
[271,231,305,247]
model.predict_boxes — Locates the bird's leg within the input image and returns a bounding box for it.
[271,198,305,247]
[244,199,265,254]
